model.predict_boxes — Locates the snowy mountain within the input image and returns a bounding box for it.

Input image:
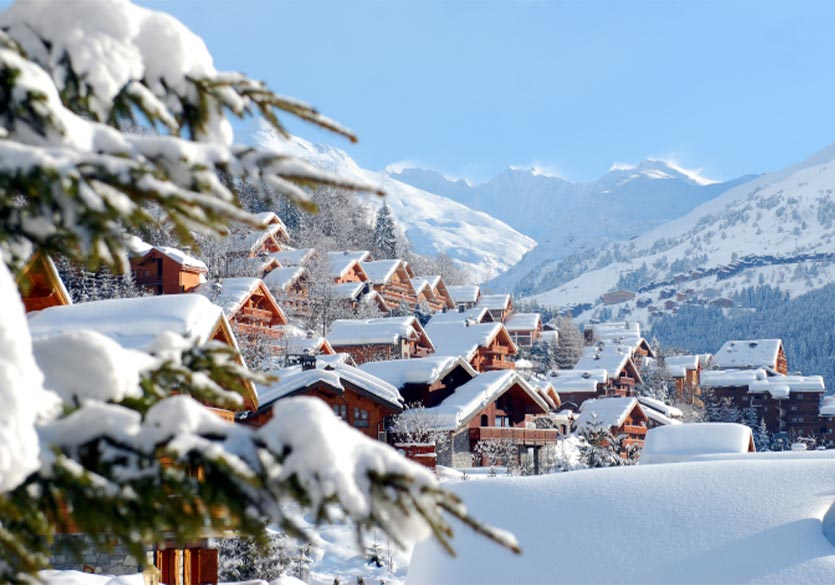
[256,128,536,281]
[389,161,752,294]
[523,142,835,322]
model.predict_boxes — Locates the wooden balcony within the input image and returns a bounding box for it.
[622,424,647,436]
[235,323,284,340]
[482,358,515,370]
[238,306,274,323]
[469,426,559,447]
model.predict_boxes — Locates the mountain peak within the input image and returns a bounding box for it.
[606,159,717,186]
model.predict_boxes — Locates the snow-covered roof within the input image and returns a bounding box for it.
[271,248,315,267]
[253,211,287,228]
[713,339,783,370]
[637,396,683,418]
[573,342,633,379]
[476,293,511,311]
[424,321,514,362]
[422,370,548,430]
[586,321,641,341]
[546,369,608,394]
[257,361,403,411]
[820,396,835,417]
[331,281,367,300]
[413,274,441,290]
[327,251,369,279]
[447,285,480,305]
[644,407,681,427]
[361,259,406,285]
[504,312,542,332]
[358,355,477,388]
[128,236,207,271]
[194,277,263,318]
[640,423,754,465]
[263,266,306,292]
[701,368,768,388]
[663,354,700,377]
[748,375,825,398]
[411,277,432,297]
[327,316,433,350]
[575,397,643,431]
[427,306,493,326]
[28,294,225,351]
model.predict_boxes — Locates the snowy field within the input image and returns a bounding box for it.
[409,452,835,584]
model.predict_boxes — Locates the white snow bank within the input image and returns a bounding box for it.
[640,422,754,465]
[408,454,835,584]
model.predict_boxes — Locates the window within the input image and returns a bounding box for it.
[480,414,489,426]
[332,404,347,420]
[353,407,369,428]
[790,405,798,411]
[790,416,803,423]
[496,415,510,428]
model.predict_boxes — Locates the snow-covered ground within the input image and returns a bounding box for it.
[408,451,835,584]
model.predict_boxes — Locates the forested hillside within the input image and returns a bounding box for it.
[651,285,835,389]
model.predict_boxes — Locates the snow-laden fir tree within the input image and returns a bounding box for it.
[373,202,400,259]
[554,316,584,369]
[0,1,517,579]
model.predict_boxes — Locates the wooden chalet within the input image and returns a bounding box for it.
[229,212,290,258]
[601,290,636,305]
[427,305,495,326]
[326,316,435,364]
[663,354,702,401]
[271,247,316,268]
[637,396,683,430]
[264,265,310,314]
[331,281,389,315]
[573,342,643,397]
[712,339,788,374]
[359,355,478,408]
[194,277,288,342]
[27,294,259,413]
[447,285,481,310]
[242,360,404,440]
[476,293,513,322]
[361,259,418,310]
[702,368,825,439]
[584,321,655,366]
[574,396,649,452]
[545,369,608,412]
[503,312,543,348]
[413,275,456,311]
[16,252,72,312]
[129,242,208,295]
[328,251,371,284]
[411,275,456,312]
[425,321,517,373]
[418,370,556,471]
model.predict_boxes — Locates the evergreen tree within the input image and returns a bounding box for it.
[554,316,584,369]
[0,2,515,578]
[373,203,399,259]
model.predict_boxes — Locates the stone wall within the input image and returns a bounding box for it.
[51,535,144,576]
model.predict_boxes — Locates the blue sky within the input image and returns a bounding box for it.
[149,1,835,184]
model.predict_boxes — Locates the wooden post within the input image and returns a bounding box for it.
[186,547,218,585]
[155,549,182,585]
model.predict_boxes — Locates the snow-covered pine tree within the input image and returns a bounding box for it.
[373,202,399,259]
[755,417,771,452]
[554,316,584,369]
[0,1,517,578]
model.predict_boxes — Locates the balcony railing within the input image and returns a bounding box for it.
[238,306,274,323]
[469,426,559,446]
[622,424,647,436]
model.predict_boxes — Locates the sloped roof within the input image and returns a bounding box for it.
[504,312,542,332]
[663,355,700,377]
[331,281,367,300]
[128,236,207,271]
[327,251,369,280]
[411,277,433,298]
[421,370,549,430]
[358,355,477,388]
[573,342,634,379]
[546,369,608,394]
[637,396,683,418]
[327,316,434,350]
[263,266,306,292]
[477,293,512,311]
[447,285,480,305]
[256,361,403,411]
[585,321,648,356]
[575,397,643,431]
[644,407,681,427]
[713,339,783,370]
[28,294,225,350]
[271,248,315,267]
[361,259,407,285]
[427,306,494,326]
[748,375,825,398]
[424,321,515,362]
[193,277,285,324]
[640,423,754,464]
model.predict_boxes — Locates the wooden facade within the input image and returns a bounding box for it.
[131,248,207,295]
[17,253,71,312]
[470,326,517,373]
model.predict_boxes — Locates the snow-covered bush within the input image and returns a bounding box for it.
[0,1,517,579]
